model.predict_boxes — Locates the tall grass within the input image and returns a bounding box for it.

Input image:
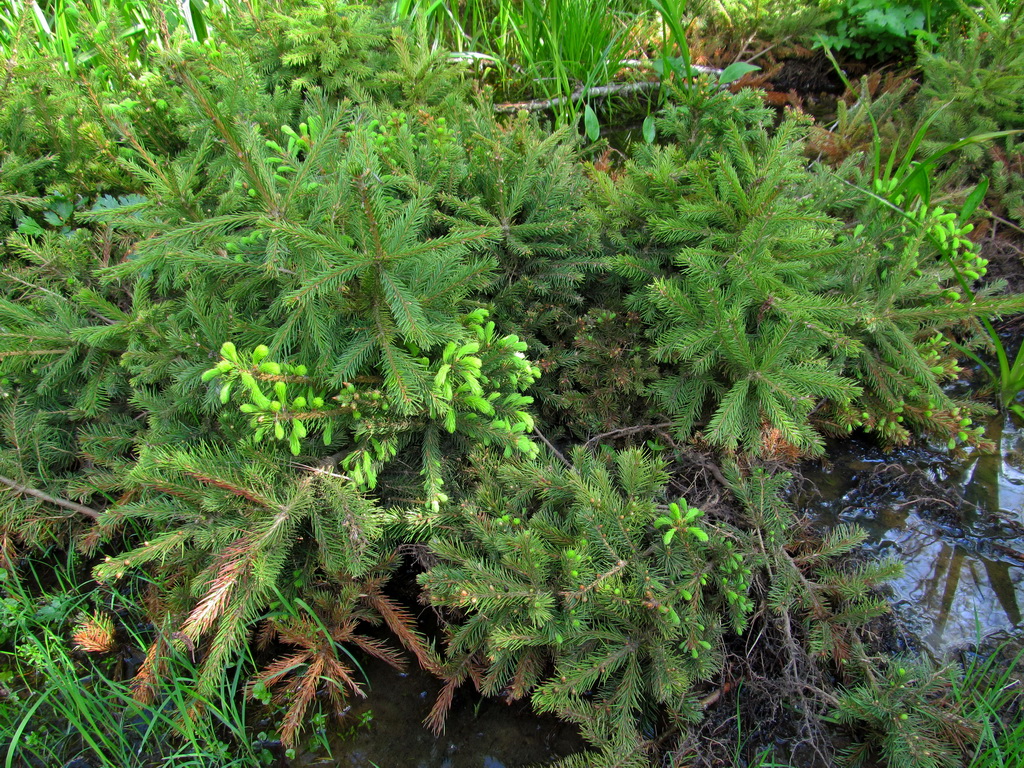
[508,0,633,125]
[509,0,630,85]
[395,0,635,83]
[395,0,695,130]
[956,641,1024,768]
[394,0,505,53]
[0,0,243,73]
[0,555,265,768]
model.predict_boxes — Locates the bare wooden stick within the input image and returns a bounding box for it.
[495,81,661,114]
[688,451,730,490]
[584,423,673,450]
[486,57,725,114]
[0,474,101,520]
[533,427,572,469]
[619,60,723,75]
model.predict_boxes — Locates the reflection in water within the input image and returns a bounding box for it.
[961,415,1024,522]
[804,417,1024,652]
[875,520,1023,649]
[310,419,1024,766]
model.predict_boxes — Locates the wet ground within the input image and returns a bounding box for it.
[293,658,584,768]
[302,422,1024,768]
[800,416,1024,653]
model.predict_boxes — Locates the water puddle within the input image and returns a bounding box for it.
[301,420,1024,765]
[293,657,584,767]
[801,416,1024,652]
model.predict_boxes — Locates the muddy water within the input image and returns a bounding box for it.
[293,657,584,767]
[801,416,1024,652]
[306,420,1024,766]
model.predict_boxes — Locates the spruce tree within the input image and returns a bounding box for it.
[0,6,569,730]
[420,447,913,765]
[915,0,1024,225]
[601,82,1024,457]
[605,105,862,455]
[1,3,1019,761]
[420,447,753,757]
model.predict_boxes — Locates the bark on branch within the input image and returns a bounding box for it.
[0,474,101,520]
[493,64,725,114]
[494,80,661,114]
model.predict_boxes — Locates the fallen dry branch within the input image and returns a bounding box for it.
[495,80,660,113]
[0,474,101,520]
[492,64,726,114]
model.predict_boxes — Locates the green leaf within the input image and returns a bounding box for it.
[960,177,989,224]
[646,0,692,77]
[718,62,760,86]
[900,164,932,207]
[584,105,600,142]
[187,0,208,42]
[642,115,656,144]
[16,218,44,236]
[892,129,1024,201]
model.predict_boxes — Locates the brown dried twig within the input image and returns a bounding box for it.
[0,474,100,520]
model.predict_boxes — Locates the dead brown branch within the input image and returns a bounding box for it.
[494,81,659,114]
[0,474,101,520]
[493,61,727,114]
[584,422,673,450]
[534,427,572,469]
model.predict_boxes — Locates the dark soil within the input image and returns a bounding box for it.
[980,225,1024,297]
[766,54,846,95]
